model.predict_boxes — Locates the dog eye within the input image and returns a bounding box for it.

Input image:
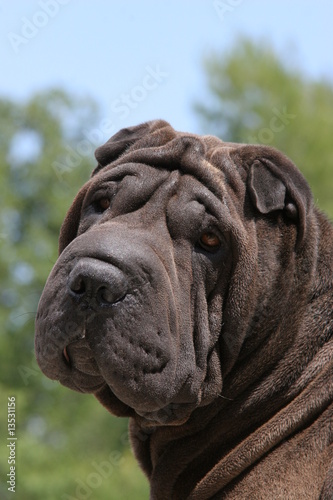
[95,197,111,212]
[198,232,221,252]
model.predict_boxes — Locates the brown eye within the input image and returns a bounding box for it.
[97,197,111,212]
[199,232,221,252]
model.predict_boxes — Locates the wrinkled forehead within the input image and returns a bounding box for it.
[79,158,245,249]
[58,128,253,254]
[86,161,226,211]
[91,133,246,202]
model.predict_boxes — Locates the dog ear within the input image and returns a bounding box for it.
[244,148,313,248]
[248,160,288,214]
[93,120,170,175]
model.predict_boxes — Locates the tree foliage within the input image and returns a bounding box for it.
[1,39,333,499]
[195,38,333,218]
[0,89,148,500]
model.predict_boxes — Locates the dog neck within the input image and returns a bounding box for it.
[129,210,333,499]
[130,346,333,499]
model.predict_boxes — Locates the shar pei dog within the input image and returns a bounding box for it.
[35,120,333,499]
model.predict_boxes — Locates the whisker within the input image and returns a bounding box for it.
[13,311,37,319]
[218,394,234,401]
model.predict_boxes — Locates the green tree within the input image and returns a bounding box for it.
[195,38,333,218]
[0,90,148,499]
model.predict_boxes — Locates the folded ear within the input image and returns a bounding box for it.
[232,146,313,249]
[249,159,299,218]
[93,119,170,175]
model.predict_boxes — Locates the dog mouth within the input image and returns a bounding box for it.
[62,338,99,374]
[135,403,195,427]
[55,337,105,393]
[36,260,205,426]
[63,345,70,364]
[60,338,195,426]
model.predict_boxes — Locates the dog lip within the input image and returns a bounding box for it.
[63,346,70,366]
[63,326,86,367]
[136,403,194,426]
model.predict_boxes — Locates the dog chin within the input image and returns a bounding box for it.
[135,403,195,427]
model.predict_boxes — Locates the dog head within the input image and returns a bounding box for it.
[35,120,313,426]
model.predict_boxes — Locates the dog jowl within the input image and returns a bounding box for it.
[35,120,333,499]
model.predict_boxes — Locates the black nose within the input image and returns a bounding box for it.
[68,258,128,309]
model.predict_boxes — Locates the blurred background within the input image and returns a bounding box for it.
[1,1,332,498]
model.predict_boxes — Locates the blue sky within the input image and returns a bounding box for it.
[1,0,333,136]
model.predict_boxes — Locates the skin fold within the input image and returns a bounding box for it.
[35,120,333,499]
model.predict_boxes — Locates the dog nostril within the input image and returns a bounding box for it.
[68,258,128,308]
[96,286,127,305]
[98,286,117,305]
[69,276,86,295]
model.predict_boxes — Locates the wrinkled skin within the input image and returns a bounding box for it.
[35,121,333,499]
[36,164,233,424]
